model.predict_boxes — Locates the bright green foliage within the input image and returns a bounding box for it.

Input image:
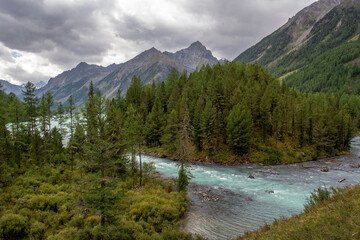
[304,187,332,210]
[226,103,253,156]
[177,163,189,192]
[0,213,27,239]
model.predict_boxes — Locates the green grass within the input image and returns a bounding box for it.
[237,185,360,240]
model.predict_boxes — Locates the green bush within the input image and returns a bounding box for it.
[29,221,45,240]
[0,213,28,240]
[304,187,332,210]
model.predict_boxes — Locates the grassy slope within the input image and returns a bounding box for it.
[236,4,360,95]
[237,185,360,240]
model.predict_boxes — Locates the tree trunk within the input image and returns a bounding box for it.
[139,144,142,187]
[100,150,105,228]
[132,147,135,189]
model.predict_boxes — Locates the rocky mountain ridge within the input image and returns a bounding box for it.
[235,0,360,94]
[35,41,218,107]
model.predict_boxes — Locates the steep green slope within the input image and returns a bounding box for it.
[235,0,360,94]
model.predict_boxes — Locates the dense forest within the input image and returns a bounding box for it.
[1,61,360,239]
[122,61,360,164]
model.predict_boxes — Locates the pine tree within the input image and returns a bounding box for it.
[22,82,38,135]
[125,104,142,187]
[83,91,126,234]
[67,95,76,171]
[39,94,49,164]
[126,76,143,109]
[226,103,253,156]
[46,92,54,139]
[144,97,165,147]
[200,101,216,156]
[177,162,188,192]
[8,94,24,168]
[0,83,7,168]
[55,102,66,138]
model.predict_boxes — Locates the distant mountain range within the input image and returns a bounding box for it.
[32,41,218,107]
[6,0,358,106]
[0,80,46,100]
[235,0,360,93]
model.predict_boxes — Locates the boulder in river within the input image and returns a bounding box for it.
[320,166,329,172]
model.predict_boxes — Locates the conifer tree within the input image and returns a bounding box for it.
[226,103,253,156]
[83,90,126,233]
[125,104,142,187]
[22,82,38,135]
[67,95,76,170]
[8,94,24,168]
[144,97,165,147]
[0,83,7,163]
[126,76,143,109]
[46,92,54,139]
[200,101,216,156]
[39,94,49,164]
[55,102,66,138]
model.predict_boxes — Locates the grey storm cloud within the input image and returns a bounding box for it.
[0,0,112,68]
[0,0,316,84]
[5,66,49,83]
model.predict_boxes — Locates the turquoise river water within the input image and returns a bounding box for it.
[139,136,360,240]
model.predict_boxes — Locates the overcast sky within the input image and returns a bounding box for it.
[0,0,317,85]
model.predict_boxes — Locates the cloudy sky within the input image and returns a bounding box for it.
[0,0,317,85]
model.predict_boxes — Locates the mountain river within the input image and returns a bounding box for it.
[139,136,360,240]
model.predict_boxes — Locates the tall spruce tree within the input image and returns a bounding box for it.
[83,89,125,234]
[22,82,38,135]
[67,95,76,171]
[226,103,253,156]
[125,104,142,187]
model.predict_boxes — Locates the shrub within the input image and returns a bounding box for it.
[304,187,332,210]
[29,221,45,240]
[0,213,28,239]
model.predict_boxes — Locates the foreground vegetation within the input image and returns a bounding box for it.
[0,163,201,240]
[237,185,360,240]
[0,81,201,239]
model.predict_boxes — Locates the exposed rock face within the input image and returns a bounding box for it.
[235,0,360,93]
[96,47,191,100]
[235,0,345,65]
[0,80,25,99]
[164,41,218,70]
[34,42,218,108]
[36,62,119,107]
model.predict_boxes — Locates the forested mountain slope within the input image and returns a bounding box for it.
[235,0,360,94]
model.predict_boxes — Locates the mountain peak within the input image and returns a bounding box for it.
[188,41,206,50]
[76,62,89,68]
